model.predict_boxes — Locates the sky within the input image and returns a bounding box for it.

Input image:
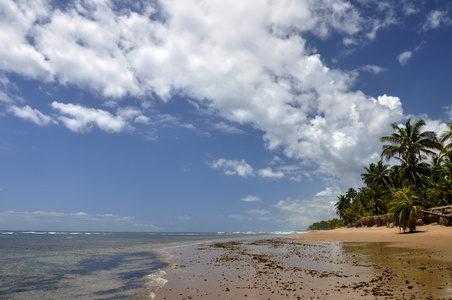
[1,0,452,232]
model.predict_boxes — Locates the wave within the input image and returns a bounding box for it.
[146,269,168,299]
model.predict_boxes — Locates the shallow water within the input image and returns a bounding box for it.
[340,241,452,296]
[0,231,271,299]
[158,238,452,299]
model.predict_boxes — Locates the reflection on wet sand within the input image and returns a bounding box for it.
[156,237,452,299]
[341,241,452,297]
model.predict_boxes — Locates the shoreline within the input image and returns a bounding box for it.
[293,224,452,262]
[154,225,452,299]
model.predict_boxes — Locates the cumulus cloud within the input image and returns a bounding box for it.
[257,167,285,179]
[397,51,412,65]
[0,0,410,186]
[422,10,451,31]
[0,211,160,231]
[211,158,254,177]
[275,186,341,229]
[377,94,402,111]
[51,102,131,133]
[7,105,53,126]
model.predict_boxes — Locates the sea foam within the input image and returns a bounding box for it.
[146,269,168,299]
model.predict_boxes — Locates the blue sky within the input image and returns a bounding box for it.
[1,0,452,232]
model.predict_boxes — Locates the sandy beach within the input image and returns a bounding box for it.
[155,225,452,299]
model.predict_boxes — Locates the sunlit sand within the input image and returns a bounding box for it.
[156,225,452,299]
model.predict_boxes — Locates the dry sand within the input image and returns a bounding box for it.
[296,224,452,262]
[154,225,452,299]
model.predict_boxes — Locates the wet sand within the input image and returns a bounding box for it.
[155,225,452,299]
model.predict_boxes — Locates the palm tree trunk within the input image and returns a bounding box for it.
[410,164,429,208]
[414,176,429,208]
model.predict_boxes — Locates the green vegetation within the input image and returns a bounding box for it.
[308,219,345,230]
[327,119,452,233]
[389,188,421,233]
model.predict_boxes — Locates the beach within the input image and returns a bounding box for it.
[156,225,452,299]
[0,231,256,299]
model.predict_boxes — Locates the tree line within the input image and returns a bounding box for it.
[334,118,452,232]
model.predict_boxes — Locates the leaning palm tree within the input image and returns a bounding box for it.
[389,187,422,233]
[344,199,370,224]
[380,118,442,208]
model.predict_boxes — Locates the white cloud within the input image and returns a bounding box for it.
[361,65,385,74]
[117,107,149,124]
[377,94,402,111]
[51,102,131,133]
[257,167,285,179]
[212,122,245,135]
[241,195,261,202]
[423,118,449,137]
[0,0,409,186]
[0,90,12,104]
[7,105,53,126]
[443,106,452,119]
[0,211,160,232]
[275,186,341,229]
[211,158,254,177]
[0,0,52,79]
[402,2,420,16]
[422,10,451,31]
[397,51,412,65]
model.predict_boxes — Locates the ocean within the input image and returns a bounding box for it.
[0,231,296,299]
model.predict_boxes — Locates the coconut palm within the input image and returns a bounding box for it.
[380,118,442,208]
[388,165,406,190]
[345,188,357,201]
[344,199,370,223]
[440,123,452,161]
[389,187,422,233]
[426,179,452,206]
[335,195,350,221]
[361,160,391,188]
[360,184,391,216]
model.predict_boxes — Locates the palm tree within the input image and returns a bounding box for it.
[345,188,357,201]
[440,123,452,161]
[335,195,350,221]
[335,188,358,224]
[360,184,391,216]
[389,187,422,233]
[426,179,452,206]
[388,165,406,190]
[361,160,391,188]
[380,118,442,208]
[344,198,370,223]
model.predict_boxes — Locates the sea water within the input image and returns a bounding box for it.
[0,231,292,299]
